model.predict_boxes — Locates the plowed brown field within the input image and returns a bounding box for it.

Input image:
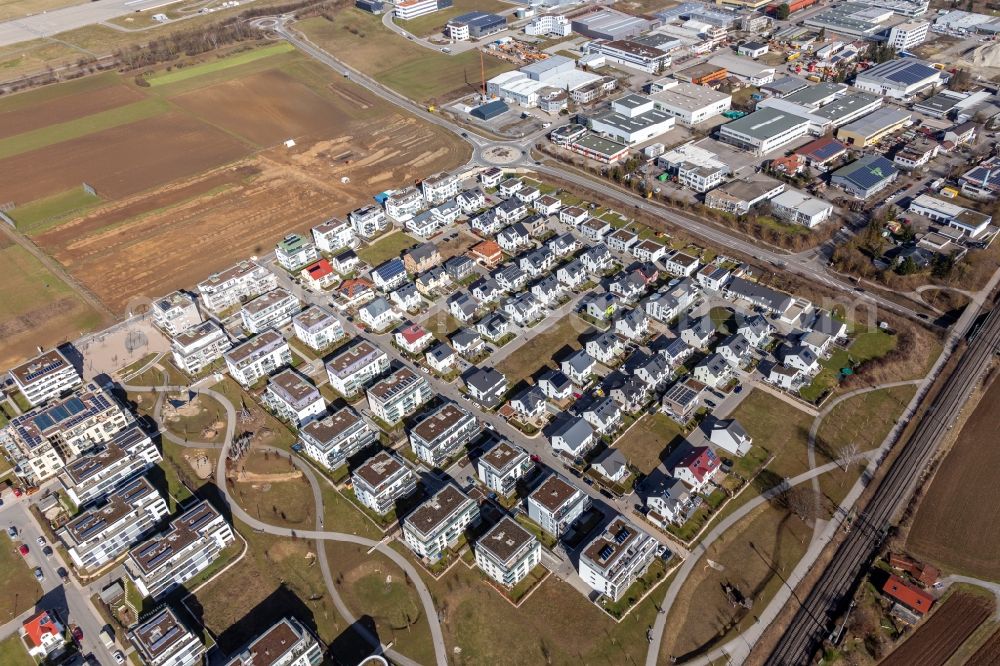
[880,592,993,666]
[908,375,1000,580]
[0,83,143,140]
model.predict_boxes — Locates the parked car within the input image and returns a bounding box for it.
[58,567,69,584]
[7,526,16,538]
[33,567,44,582]
[18,544,28,556]
[71,626,83,642]
[43,546,53,557]
[113,651,125,664]
[36,536,45,546]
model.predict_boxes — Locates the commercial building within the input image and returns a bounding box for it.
[1,381,132,484]
[588,94,676,145]
[908,194,992,237]
[571,8,652,39]
[275,233,319,272]
[527,474,590,537]
[171,321,231,375]
[197,260,277,313]
[524,14,571,37]
[578,516,657,601]
[804,3,894,39]
[738,41,768,58]
[300,406,377,471]
[888,20,929,49]
[351,450,417,515]
[126,501,235,600]
[853,58,941,100]
[224,329,292,388]
[475,516,542,587]
[263,369,325,427]
[58,425,161,507]
[770,189,834,228]
[704,176,786,214]
[960,157,1000,200]
[446,11,505,40]
[409,402,481,467]
[366,366,432,424]
[477,440,532,496]
[395,0,448,20]
[292,305,344,352]
[831,154,900,198]
[567,134,631,164]
[10,348,81,408]
[240,288,299,335]
[708,53,775,85]
[674,61,728,86]
[325,340,390,397]
[59,476,168,571]
[649,81,731,125]
[152,291,202,338]
[719,107,811,155]
[795,136,848,169]
[221,617,323,666]
[487,56,602,108]
[403,484,480,560]
[836,107,911,147]
[130,607,206,666]
[657,142,730,192]
[584,39,671,74]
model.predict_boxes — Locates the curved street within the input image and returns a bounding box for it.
[119,380,448,666]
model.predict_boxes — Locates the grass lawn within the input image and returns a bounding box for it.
[615,412,684,475]
[325,541,435,664]
[0,534,43,623]
[661,503,812,662]
[729,389,814,484]
[601,557,668,618]
[298,12,515,103]
[396,0,510,36]
[155,439,204,511]
[8,187,102,234]
[231,450,317,530]
[356,231,419,266]
[814,385,916,461]
[146,43,294,86]
[799,329,897,403]
[709,306,734,334]
[496,316,587,383]
[211,377,297,451]
[0,634,32,666]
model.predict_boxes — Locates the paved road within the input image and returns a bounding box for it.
[0,0,173,47]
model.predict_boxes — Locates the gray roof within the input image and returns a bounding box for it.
[593,448,628,478]
[783,82,847,107]
[551,416,593,448]
[838,108,911,139]
[722,107,809,140]
[564,349,595,374]
[763,76,809,97]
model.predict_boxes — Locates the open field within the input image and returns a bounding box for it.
[615,412,684,475]
[800,329,897,402]
[0,45,469,315]
[0,239,106,370]
[908,376,1000,580]
[0,533,44,622]
[880,590,993,666]
[325,541,436,665]
[814,385,916,459]
[660,503,812,662]
[0,634,33,666]
[395,0,511,37]
[356,231,419,266]
[729,389,813,481]
[496,317,587,384]
[969,624,1000,663]
[297,12,515,104]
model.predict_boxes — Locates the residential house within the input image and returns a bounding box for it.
[394,323,434,354]
[422,172,460,204]
[881,574,934,616]
[477,441,533,496]
[451,329,485,358]
[471,209,504,236]
[703,417,752,456]
[578,517,656,602]
[561,350,596,386]
[130,607,205,666]
[534,194,562,215]
[767,362,801,389]
[584,292,618,321]
[301,259,338,292]
[403,484,481,561]
[696,264,730,292]
[371,257,409,292]
[300,406,377,471]
[336,278,375,309]
[325,340,390,397]
[616,307,649,341]
[607,228,639,253]
[152,291,201,338]
[332,248,360,275]
[471,240,503,269]
[549,416,595,457]
[475,517,542,588]
[240,288,300,334]
[659,336,694,368]
[352,450,417,515]
[275,233,319,272]
[680,315,715,348]
[583,397,623,437]
[663,252,699,277]
[445,255,477,283]
[476,312,511,342]
[366,367,433,424]
[560,206,588,226]
[531,274,563,306]
[519,247,556,277]
[609,270,648,303]
[457,188,486,213]
[581,218,612,242]
[632,351,671,391]
[358,297,400,332]
[504,292,543,325]
[496,198,528,224]
[385,186,425,222]
[409,403,482,467]
[349,204,389,238]
[171,321,231,375]
[465,366,508,407]
[471,277,503,304]
[197,260,277,313]
[546,232,579,258]
[527,474,591,537]
[661,379,703,422]
[717,333,752,368]
[19,611,66,660]
[415,267,450,296]
[808,311,847,340]
[498,177,523,198]
[390,283,423,312]
[497,223,532,253]
[610,376,649,414]
[737,314,774,348]
[403,243,442,274]
[643,472,697,527]
[538,370,574,402]
[581,243,614,274]
[633,239,667,263]
[557,259,588,289]
[692,352,732,388]
[587,331,624,365]
[480,167,504,188]
[673,444,720,491]
[779,344,820,375]
[224,330,292,388]
[517,185,541,205]
[425,344,457,374]
[263,369,325,427]
[592,448,629,484]
[312,217,355,253]
[509,385,548,421]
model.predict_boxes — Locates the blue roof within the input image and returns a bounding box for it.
[452,10,505,28]
[374,257,406,280]
[834,155,898,190]
[471,100,508,120]
[374,192,389,204]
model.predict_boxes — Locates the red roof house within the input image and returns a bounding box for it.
[20,610,65,657]
[394,323,432,353]
[302,258,336,289]
[338,278,374,306]
[673,445,720,491]
[471,240,503,268]
[881,574,934,615]
[795,136,847,167]
[889,554,940,586]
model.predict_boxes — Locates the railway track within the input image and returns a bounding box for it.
[766,303,1000,665]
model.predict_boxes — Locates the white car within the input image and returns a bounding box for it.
[113,651,125,664]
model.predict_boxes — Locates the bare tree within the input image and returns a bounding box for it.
[838,440,861,471]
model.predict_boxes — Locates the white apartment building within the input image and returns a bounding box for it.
[325,341,390,397]
[224,330,292,388]
[351,450,418,515]
[349,205,389,239]
[221,617,323,666]
[422,172,460,203]
[152,291,202,338]
[524,14,571,37]
[650,81,732,126]
[300,406,378,471]
[9,348,82,408]
[58,424,161,507]
[588,93,676,145]
[888,20,929,50]
[477,440,532,497]
[312,217,356,253]
[719,107,811,156]
[197,260,277,313]
[366,367,432,424]
[409,403,481,467]
[527,475,590,538]
[126,501,235,600]
[59,476,168,571]
[275,233,319,272]
[171,321,231,375]
[240,288,300,335]
[385,186,426,222]
[292,305,344,352]
[1,382,133,484]
[130,607,206,666]
[578,516,657,601]
[263,369,326,427]
[475,516,542,588]
[403,484,480,560]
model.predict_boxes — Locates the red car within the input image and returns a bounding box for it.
[18,544,29,556]
[12,487,22,497]
[530,454,541,463]
[71,626,83,642]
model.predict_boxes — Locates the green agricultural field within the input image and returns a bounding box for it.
[146,43,295,86]
[8,188,102,234]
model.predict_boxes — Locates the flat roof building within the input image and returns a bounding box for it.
[10,348,81,408]
[719,107,811,156]
[853,58,941,100]
[130,607,205,666]
[836,107,911,147]
[831,154,900,199]
[402,484,480,561]
[578,516,657,601]
[351,450,417,515]
[571,8,653,39]
[475,516,541,588]
[650,81,732,125]
[221,616,323,666]
[446,11,506,40]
